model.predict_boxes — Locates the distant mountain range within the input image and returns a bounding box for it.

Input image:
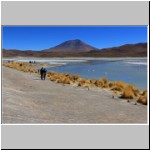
[3,39,147,57]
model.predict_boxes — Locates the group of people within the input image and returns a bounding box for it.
[7,60,14,63]
[29,61,36,64]
[39,67,47,80]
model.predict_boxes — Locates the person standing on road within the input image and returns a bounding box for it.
[40,67,47,80]
[43,67,47,80]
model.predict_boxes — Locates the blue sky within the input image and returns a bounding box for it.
[2,26,147,51]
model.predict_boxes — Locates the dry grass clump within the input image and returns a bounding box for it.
[47,72,57,80]
[56,77,65,83]
[46,74,51,78]
[108,81,127,88]
[108,82,114,88]
[49,76,57,81]
[77,80,90,89]
[110,86,123,93]
[101,78,109,88]
[115,81,127,89]
[120,85,135,99]
[63,78,73,84]
[95,79,104,87]
[108,81,127,94]
[108,81,144,101]
[78,79,87,87]
[137,90,147,105]
[101,77,108,84]
[22,67,29,72]
[48,72,96,88]
[48,71,82,85]
[69,75,80,81]
[48,72,79,85]
[94,78,108,88]
[3,62,38,74]
[56,75,67,83]
[29,68,38,73]
[90,79,96,84]
[48,71,57,76]
[127,84,141,97]
[120,84,141,99]
[4,62,23,70]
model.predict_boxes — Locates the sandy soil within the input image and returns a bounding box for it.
[2,66,147,124]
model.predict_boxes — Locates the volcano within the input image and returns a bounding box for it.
[43,39,98,52]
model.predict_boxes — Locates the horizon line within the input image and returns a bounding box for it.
[2,41,147,51]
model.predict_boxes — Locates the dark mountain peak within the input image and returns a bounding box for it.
[57,39,85,45]
[71,39,81,41]
[70,39,84,43]
[44,39,98,52]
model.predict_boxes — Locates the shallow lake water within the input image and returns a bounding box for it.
[46,58,147,90]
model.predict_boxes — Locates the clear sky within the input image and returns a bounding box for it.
[2,26,147,51]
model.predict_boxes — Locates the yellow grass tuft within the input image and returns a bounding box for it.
[95,78,108,88]
[95,80,104,87]
[69,75,80,81]
[78,79,86,87]
[109,81,127,94]
[108,82,115,88]
[46,74,51,78]
[137,95,147,105]
[101,77,108,84]
[142,89,147,96]
[127,84,141,97]
[137,90,147,105]
[110,86,123,93]
[115,81,127,89]
[63,78,72,84]
[90,79,96,84]
[121,86,135,99]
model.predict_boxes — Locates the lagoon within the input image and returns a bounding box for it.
[46,58,147,90]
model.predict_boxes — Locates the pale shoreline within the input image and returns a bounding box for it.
[2,66,147,124]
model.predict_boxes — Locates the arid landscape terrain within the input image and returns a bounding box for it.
[2,62,147,124]
[3,40,147,57]
[2,39,148,124]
